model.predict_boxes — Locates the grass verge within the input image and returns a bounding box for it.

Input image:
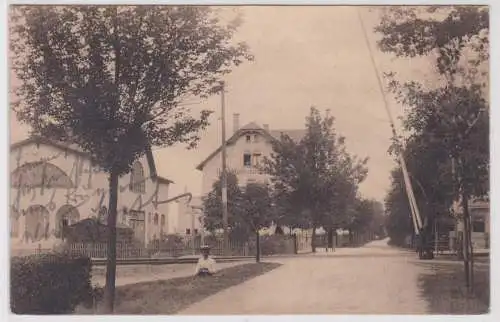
[80,262,281,314]
[417,262,489,314]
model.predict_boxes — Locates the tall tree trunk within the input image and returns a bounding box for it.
[255,231,261,263]
[104,169,119,313]
[311,225,317,253]
[327,227,333,251]
[293,233,298,254]
[461,192,474,291]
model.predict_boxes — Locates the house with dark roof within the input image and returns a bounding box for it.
[196,114,305,197]
[10,136,174,250]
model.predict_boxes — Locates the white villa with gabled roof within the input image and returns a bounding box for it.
[196,114,305,197]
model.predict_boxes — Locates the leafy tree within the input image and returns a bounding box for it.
[238,183,275,262]
[341,197,385,244]
[375,6,488,82]
[375,5,489,287]
[202,174,275,262]
[266,135,312,233]
[265,107,368,252]
[371,200,387,238]
[354,199,376,239]
[385,167,414,247]
[203,171,249,240]
[10,5,252,312]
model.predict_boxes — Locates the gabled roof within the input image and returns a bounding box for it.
[10,136,174,184]
[239,122,262,131]
[155,176,174,185]
[195,122,305,171]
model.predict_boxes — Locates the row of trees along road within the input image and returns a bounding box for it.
[10,6,253,313]
[204,107,385,255]
[375,6,489,290]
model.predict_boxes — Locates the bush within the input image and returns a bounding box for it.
[11,252,93,314]
[259,235,295,255]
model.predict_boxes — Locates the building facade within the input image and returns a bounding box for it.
[10,137,173,249]
[196,114,305,197]
[175,195,204,235]
[451,199,490,249]
[192,116,305,235]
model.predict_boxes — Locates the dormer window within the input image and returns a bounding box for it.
[246,135,251,143]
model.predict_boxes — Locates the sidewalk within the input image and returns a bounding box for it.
[91,252,319,287]
[91,260,253,287]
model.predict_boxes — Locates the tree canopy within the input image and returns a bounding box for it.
[384,167,415,246]
[375,6,488,80]
[264,107,368,250]
[11,5,253,175]
[10,5,253,312]
[203,171,246,237]
[344,198,385,237]
[202,173,275,261]
[203,173,275,236]
[375,6,489,252]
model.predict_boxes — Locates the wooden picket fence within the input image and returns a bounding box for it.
[12,233,305,260]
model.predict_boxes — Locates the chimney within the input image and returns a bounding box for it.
[263,124,269,132]
[233,113,240,134]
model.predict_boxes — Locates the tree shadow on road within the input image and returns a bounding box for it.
[416,262,489,314]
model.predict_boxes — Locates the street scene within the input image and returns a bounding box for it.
[8,5,489,316]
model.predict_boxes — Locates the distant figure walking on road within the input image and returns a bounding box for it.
[195,245,217,277]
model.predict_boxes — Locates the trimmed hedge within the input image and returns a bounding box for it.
[11,252,94,314]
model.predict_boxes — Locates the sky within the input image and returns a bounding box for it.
[9,6,439,202]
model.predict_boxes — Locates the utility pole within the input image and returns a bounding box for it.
[220,82,229,256]
[357,8,424,254]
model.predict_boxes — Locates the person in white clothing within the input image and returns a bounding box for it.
[194,245,216,277]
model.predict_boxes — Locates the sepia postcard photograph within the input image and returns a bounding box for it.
[5,1,493,318]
